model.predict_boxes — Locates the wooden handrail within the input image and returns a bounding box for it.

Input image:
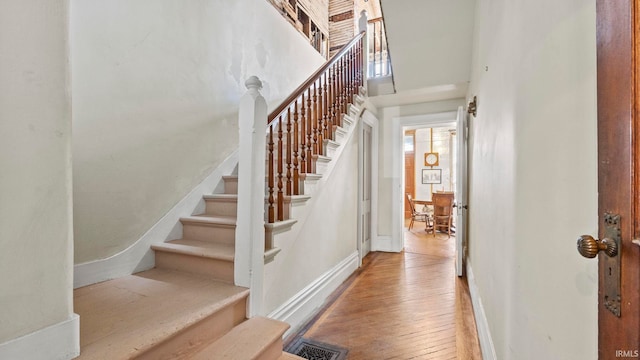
[268,31,365,123]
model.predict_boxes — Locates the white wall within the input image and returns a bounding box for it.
[381,0,476,92]
[0,0,78,357]
[71,0,326,263]
[414,127,455,200]
[466,0,598,358]
[264,119,359,317]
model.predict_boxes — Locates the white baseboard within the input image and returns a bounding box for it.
[372,235,394,252]
[268,251,359,337]
[466,262,497,360]
[0,314,79,360]
[74,150,239,288]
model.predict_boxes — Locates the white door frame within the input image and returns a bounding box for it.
[357,110,379,266]
[455,106,469,276]
[389,111,458,252]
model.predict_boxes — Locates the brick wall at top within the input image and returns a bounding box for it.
[268,0,329,36]
[329,0,355,55]
[298,0,329,35]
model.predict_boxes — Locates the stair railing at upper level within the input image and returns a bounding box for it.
[265,31,366,223]
[367,17,393,78]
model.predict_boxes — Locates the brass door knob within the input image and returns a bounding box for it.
[577,235,618,258]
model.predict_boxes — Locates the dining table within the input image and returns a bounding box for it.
[411,199,433,232]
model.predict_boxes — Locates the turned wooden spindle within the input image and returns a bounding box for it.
[285,107,292,196]
[277,116,284,221]
[331,63,337,131]
[299,92,307,175]
[313,81,320,159]
[268,127,275,223]
[322,70,327,144]
[292,100,300,195]
[306,88,313,173]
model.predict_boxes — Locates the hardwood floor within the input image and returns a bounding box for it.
[289,225,482,359]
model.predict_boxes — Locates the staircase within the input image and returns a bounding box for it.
[73,95,363,359]
[74,168,304,359]
[73,31,366,359]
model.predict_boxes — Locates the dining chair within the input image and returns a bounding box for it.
[406,193,432,231]
[432,192,454,238]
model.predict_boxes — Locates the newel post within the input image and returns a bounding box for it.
[358,10,369,86]
[235,76,267,316]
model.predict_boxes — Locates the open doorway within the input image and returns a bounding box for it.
[389,109,469,276]
[403,124,457,239]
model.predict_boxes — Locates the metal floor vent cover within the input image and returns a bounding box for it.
[286,338,348,360]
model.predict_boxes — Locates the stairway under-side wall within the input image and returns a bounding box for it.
[72,87,365,359]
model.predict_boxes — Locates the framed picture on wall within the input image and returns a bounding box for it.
[422,169,442,184]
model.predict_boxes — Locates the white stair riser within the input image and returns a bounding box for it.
[222,177,238,194]
[205,199,238,217]
[182,223,235,245]
[315,163,329,175]
[324,141,339,158]
[299,178,320,195]
[136,296,247,360]
[155,251,234,283]
[334,127,347,143]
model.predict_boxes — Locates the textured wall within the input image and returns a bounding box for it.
[0,0,74,345]
[71,0,325,263]
[466,0,598,358]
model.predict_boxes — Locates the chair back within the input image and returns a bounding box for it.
[432,192,454,217]
[406,193,417,214]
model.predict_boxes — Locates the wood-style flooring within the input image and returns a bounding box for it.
[289,225,482,359]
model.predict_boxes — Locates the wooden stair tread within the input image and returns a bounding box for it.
[180,215,237,226]
[152,239,234,260]
[203,193,238,200]
[192,317,289,360]
[74,268,248,359]
[299,173,322,181]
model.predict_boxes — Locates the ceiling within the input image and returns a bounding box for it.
[377,0,476,104]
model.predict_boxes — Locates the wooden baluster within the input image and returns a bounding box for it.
[340,53,349,117]
[333,63,339,134]
[344,55,349,114]
[268,126,275,223]
[315,79,323,158]
[311,82,318,160]
[334,60,340,129]
[350,47,355,99]
[347,51,352,109]
[344,55,350,115]
[326,64,339,140]
[338,59,344,126]
[338,58,344,121]
[357,41,362,89]
[293,100,300,195]
[355,42,360,89]
[277,116,284,221]
[306,88,313,173]
[322,71,329,149]
[336,54,347,118]
[286,107,292,196]
[357,40,362,89]
[299,92,307,176]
